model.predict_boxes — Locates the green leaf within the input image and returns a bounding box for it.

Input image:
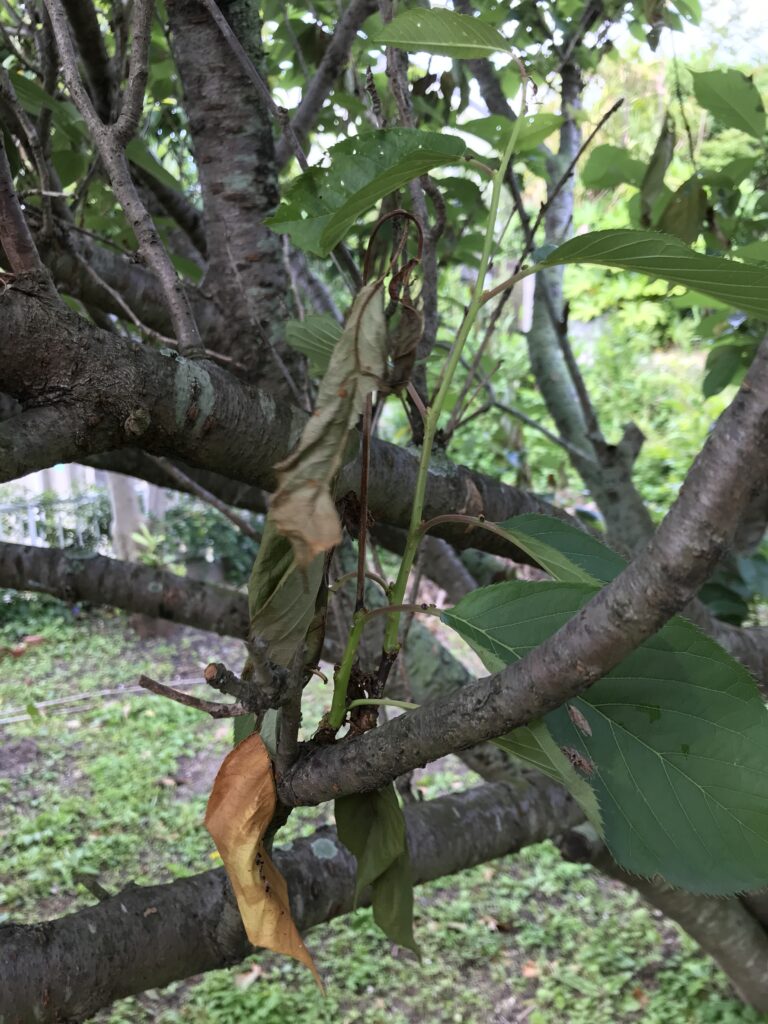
[703,342,754,397]
[490,513,623,585]
[443,579,768,894]
[494,721,603,833]
[461,113,562,153]
[371,9,510,59]
[125,138,184,194]
[267,129,465,256]
[10,71,86,143]
[284,314,342,375]
[336,787,419,954]
[52,150,89,188]
[233,712,256,746]
[734,241,768,264]
[657,176,707,244]
[692,69,766,139]
[581,145,647,190]
[640,116,675,227]
[247,516,325,666]
[540,229,768,320]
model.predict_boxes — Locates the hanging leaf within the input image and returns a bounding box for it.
[657,176,707,244]
[639,115,675,227]
[248,516,325,666]
[581,145,647,190]
[371,9,511,59]
[692,69,766,139]
[539,229,768,320]
[285,314,342,375]
[271,282,387,566]
[335,786,419,954]
[267,129,465,256]
[205,734,322,986]
[442,521,768,894]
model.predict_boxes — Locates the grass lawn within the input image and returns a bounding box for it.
[0,593,764,1024]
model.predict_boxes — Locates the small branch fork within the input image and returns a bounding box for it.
[43,0,205,358]
[138,674,248,718]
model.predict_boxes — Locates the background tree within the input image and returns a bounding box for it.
[4,0,768,1020]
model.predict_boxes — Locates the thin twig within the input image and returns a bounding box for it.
[355,393,373,612]
[44,0,205,357]
[151,456,262,541]
[493,400,597,463]
[138,674,248,718]
[0,67,55,237]
[525,98,624,257]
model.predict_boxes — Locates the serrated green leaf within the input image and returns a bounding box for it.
[540,229,768,320]
[247,516,324,666]
[371,9,510,59]
[581,144,647,190]
[267,129,465,256]
[491,513,622,585]
[335,786,419,954]
[285,314,342,375]
[443,579,768,894]
[692,69,766,139]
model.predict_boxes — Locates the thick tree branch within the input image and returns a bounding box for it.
[0,778,577,1022]
[0,542,250,638]
[0,287,569,560]
[167,0,300,390]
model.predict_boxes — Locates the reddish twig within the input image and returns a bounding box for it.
[138,674,248,718]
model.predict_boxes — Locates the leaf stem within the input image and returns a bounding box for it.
[382,80,530,654]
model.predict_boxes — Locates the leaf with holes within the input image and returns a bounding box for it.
[443,578,768,894]
[372,9,511,59]
[267,129,465,256]
[205,734,322,986]
[540,229,768,320]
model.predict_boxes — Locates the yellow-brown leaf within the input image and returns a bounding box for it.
[205,734,322,988]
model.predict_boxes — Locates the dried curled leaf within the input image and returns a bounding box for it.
[271,281,387,566]
[205,734,322,987]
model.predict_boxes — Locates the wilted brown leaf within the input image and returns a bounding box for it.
[205,734,322,987]
[271,281,387,567]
